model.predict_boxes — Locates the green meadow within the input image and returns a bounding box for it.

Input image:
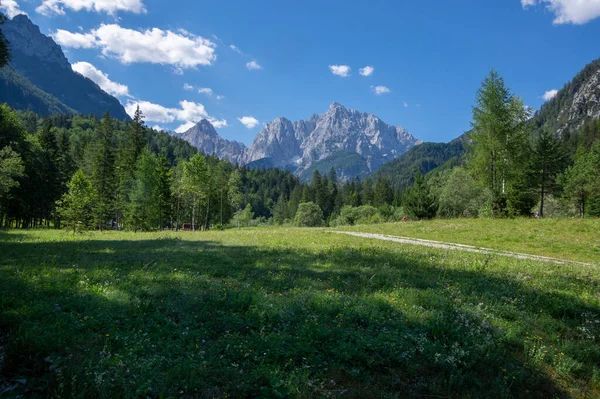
[1,223,599,398]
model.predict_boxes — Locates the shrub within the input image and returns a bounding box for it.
[295,202,324,227]
[332,205,382,226]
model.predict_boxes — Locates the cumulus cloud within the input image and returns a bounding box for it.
[37,0,145,15]
[238,116,259,129]
[0,0,27,18]
[197,87,213,96]
[521,0,600,24]
[151,125,164,131]
[174,121,196,133]
[183,83,194,91]
[372,85,391,95]
[72,61,130,97]
[53,24,217,69]
[216,95,225,101]
[329,65,351,77]
[126,100,227,131]
[359,66,374,76]
[230,44,242,54]
[246,60,262,70]
[542,89,558,101]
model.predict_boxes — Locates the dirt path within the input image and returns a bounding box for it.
[329,231,595,267]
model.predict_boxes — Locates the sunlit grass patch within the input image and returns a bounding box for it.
[0,227,599,398]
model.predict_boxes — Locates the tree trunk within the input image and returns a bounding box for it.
[204,196,210,231]
[192,201,196,231]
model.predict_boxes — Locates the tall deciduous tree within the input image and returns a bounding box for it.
[560,146,595,218]
[227,169,243,228]
[468,70,530,215]
[182,153,209,231]
[126,148,158,231]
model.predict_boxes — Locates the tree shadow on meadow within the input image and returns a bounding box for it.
[1,234,599,398]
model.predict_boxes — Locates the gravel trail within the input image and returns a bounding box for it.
[329,231,595,267]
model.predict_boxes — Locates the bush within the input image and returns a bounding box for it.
[437,167,484,218]
[332,205,383,226]
[295,202,324,227]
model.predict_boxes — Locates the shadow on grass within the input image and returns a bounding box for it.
[1,235,599,398]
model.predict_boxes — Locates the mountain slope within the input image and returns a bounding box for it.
[242,102,421,180]
[0,15,128,119]
[374,136,467,190]
[532,57,600,151]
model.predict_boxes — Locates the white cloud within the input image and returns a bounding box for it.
[151,125,164,131]
[126,100,227,131]
[403,102,409,108]
[521,0,600,24]
[216,95,225,101]
[0,0,27,18]
[37,0,145,16]
[542,89,559,101]
[246,60,262,70]
[174,121,195,133]
[372,85,391,95]
[359,66,374,77]
[230,44,242,54]
[197,87,213,96]
[238,116,259,129]
[329,65,351,77]
[54,24,217,69]
[52,29,97,48]
[72,61,130,97]
[183,83,194,91]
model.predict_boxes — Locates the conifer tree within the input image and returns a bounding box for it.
[530,130,567,217]
[56,170,94,232]
[0,12,9,68]
[402,171,438,219]
[91,112,117,230]
[154,153,172,229]
[227,169,243,228]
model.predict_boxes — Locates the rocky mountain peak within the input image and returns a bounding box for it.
[2,15,71,69]
[178,121,245,163]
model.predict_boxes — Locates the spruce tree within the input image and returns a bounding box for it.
[91,112,117,230]
[228,169,243,228]
[56,170,94,232]
[530,130,567,217]
[402,171,438,219]
[154,153,172,229]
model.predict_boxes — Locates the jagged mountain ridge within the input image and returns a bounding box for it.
[179,102,421,180]
[0,15,129,119]
[177,119,246,163]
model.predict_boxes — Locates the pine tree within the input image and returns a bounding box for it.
[56,170,94,232]
[373,176,393,207]
[402,171,438,219]
[126,149,158,231]
[530,130,567,217]
[91,112,117,230]
[37,119,62,226]
[273,195,288,225]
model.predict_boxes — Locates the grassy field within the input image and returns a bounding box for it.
[1,225,599,398]
[335,218,600,264]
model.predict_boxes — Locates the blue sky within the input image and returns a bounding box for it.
[3,0,600,145]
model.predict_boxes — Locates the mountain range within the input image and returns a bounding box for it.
[0,15,128,120]
[1,14,599,186]
[177,102,421,180]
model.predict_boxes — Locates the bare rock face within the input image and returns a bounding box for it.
[178,120,246,164]
[178,103,421,180]
[243,102,421,178]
